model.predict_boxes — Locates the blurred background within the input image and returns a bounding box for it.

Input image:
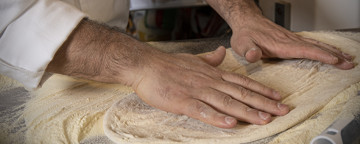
[126,0,360,42]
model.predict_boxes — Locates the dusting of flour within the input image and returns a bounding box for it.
[1,31,359,144]
[23,75,133,144]
[103,31,360,144]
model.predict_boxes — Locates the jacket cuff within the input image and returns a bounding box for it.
[0,0,86,89]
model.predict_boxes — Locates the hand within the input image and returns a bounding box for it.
[230,15,355,70]
[46,19,289,129]
[131,46,289,128]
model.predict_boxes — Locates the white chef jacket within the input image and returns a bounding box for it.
[0,0,129,89]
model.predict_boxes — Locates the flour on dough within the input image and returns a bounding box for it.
[23,75,133,144]
[268,82,360,144]
[103,31,360,144]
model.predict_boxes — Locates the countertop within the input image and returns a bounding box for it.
[1,30,359,144]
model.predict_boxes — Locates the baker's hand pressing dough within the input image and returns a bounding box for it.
[230,15,355,70]
[205,0,355,70]
[47,19,289,129]
[131,46,289,129]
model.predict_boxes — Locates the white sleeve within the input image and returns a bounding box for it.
[0,0,86,89]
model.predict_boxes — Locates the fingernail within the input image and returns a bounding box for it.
[250,48,257,51]
[245,48,258,56]
[206,52,214,57]
[273,91,281,99]
[277,103,287,111]
[258,112,270,120]
[225,116,236,125]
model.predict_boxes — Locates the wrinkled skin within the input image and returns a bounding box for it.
[132,46,289,128]
[48,20,290,129]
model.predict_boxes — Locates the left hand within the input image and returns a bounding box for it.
[230,15,355,70]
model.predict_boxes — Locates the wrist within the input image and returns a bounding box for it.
[103,39,154,87]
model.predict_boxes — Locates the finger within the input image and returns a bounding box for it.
[222,73,281,100]
[232,37,263,63]
[195,88,272,125]
[297,43,354,69]
[284,44,354,70]
[302,38,355,70]
[280,42,339,63]
[198,46,226,67]
[341,52,355,61]
[332,59,355,70]
[273,26,354,64]
[303,37,354,61]
[181,99,237,128]
[212,81,289,116]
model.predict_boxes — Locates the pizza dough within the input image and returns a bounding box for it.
[14,31,359,144]
[103,31,360,144]
[22,76,133,144]
[269,82,360,144]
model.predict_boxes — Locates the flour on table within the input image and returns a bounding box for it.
[22,76,133,144]
[103,31,360,144]
[12,31,360,144]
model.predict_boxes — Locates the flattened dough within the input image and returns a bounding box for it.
[103,32,360,144]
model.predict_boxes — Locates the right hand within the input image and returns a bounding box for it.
[130,46,290,128]
[229,15,355,70]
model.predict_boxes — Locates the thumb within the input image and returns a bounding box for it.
[198,46,226,67]
[232,37,263,63]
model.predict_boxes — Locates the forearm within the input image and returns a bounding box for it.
[46,19,153,86]
[205,0,262,30]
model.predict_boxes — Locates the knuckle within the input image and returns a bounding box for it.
[262,98,272,106]
[241,76,252,86]
[187,101,207,116]
[238,105,254,118]
[191,73,213,87]
[209,67,223,79]
[238,87,251,100]
[196,92,211,102]
[222,95,234,107]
